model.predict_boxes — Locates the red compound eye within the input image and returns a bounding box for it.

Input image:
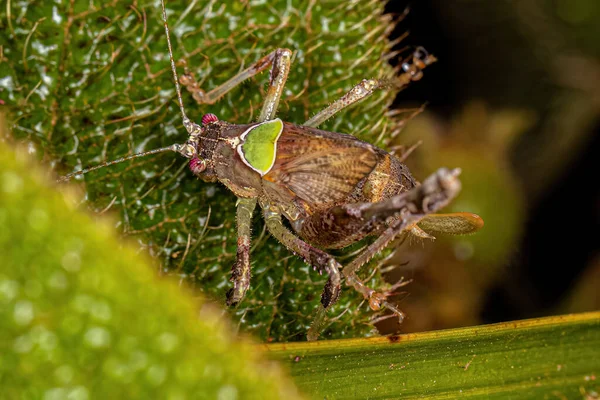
[189,158,206,175]
[201,113,218,125]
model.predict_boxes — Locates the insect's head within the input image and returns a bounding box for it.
[181,113,221,176]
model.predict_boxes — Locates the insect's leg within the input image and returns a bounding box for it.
[306,164,456,340]
[262,207,342,308]
[330,215,424,327]
[304,47,437,128]
[257,49,292,122]
[226,197,257,306]
[343,167,461,279]
[342,168,460,320]
[304,79,389,128]
[178,49,292,117]
[342,220,414,316]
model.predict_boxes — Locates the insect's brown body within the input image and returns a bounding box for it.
[61,1,483,340]
[199,121,416,250]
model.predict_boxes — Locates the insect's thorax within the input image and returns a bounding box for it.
[192,121,265,198]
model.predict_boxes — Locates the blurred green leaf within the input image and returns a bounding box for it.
[0,136,303,398]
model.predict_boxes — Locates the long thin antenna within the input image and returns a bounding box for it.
[57,144,181,182]
[57,1,196,183]
[160,0,190,128]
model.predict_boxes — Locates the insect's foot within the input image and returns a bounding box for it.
[178,73,200,92]
[382,300,406,324]
[309,256,342,307]
[367,292,387,311]
[225,289,240,307]
[321,277,341,308]
[178,71,209,104]
[421,168,461,212]
[346,274,406,323]
[179,73,193,86]
[226,263,250,307]
[366,292,406,324]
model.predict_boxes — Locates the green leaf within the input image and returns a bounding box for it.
[266,312,600,398]
[0,139,303,398]
[2,0,401,341]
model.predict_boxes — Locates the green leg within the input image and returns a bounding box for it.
[262,206,342,308]
[226,197,257,306]
[178,49,292,123]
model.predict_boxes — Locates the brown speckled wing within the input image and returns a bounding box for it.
[264,123,378,207]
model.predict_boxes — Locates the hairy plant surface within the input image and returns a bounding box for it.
[1,0,404,340]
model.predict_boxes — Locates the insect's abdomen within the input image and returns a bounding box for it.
[298,152,416,249]
[357,152,416,203]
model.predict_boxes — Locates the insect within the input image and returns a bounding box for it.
[59,0,483,340]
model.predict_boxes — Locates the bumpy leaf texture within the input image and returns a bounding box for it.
[1,0,401,341]
[0,139,303,398]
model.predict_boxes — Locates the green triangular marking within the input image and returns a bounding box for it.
[239,119,283,175]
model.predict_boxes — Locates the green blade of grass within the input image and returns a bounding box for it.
[265,312,600,399]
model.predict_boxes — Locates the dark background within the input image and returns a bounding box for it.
[384,0,599,325]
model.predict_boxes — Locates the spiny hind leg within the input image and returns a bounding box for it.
[226,197,257,306]
[340,219,415,323]
[262,206,342,308]
[305,228,413,342]
[305,162,458,341]
[303,47,437,128]
[178,49,292,122]
[341,168,462,320]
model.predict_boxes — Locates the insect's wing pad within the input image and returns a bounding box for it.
[237,119,284,176]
